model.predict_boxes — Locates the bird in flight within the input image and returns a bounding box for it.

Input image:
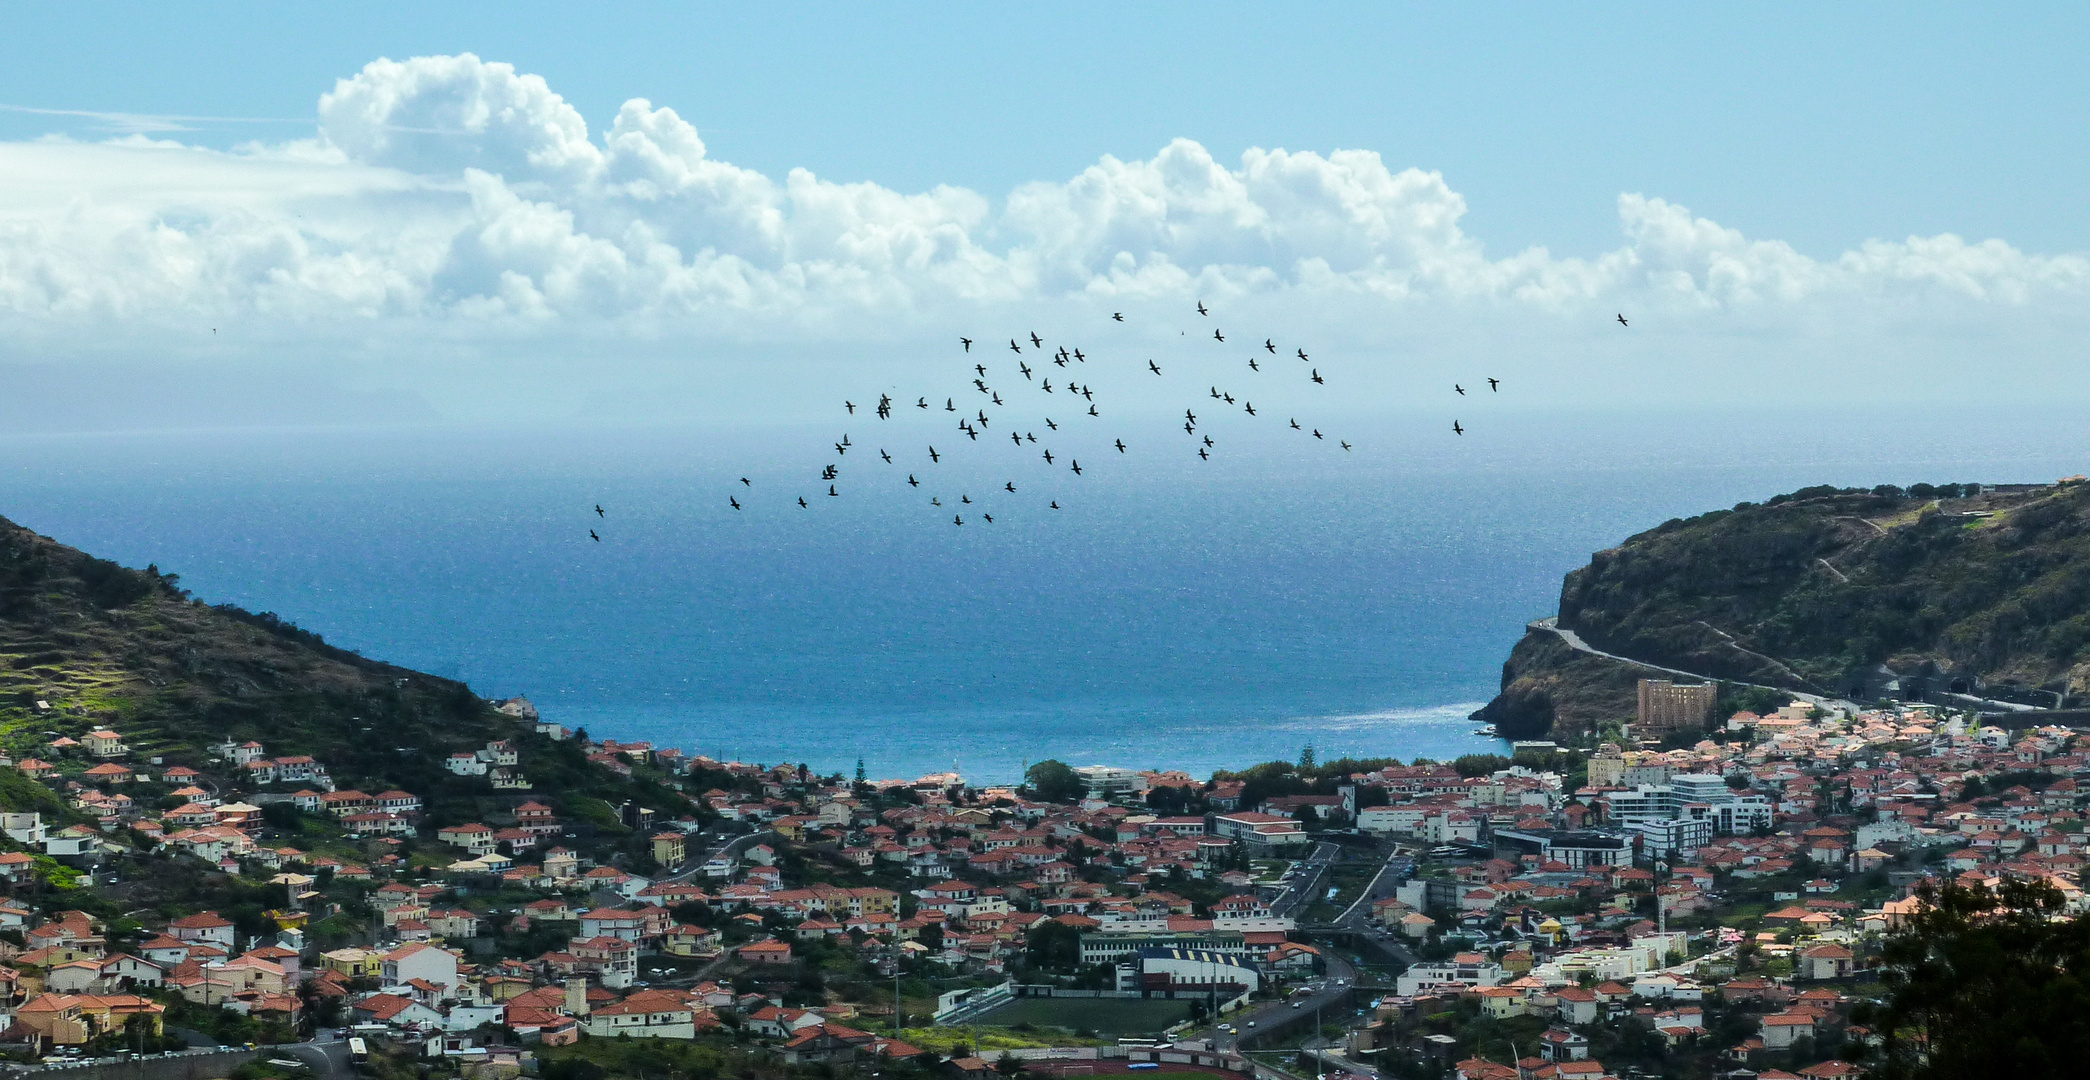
[1312,429,1323,440]
[740,477,751,486]
[1203,435,1214,448]
[595,504,605,517]
[1026,432,1037,442]
[1073,348,1085,362]
[822,464,838,481]
[1148,360,1162,375]
[1009,338,1022,353]
[1184,421,1196,435]
[1289,418,1300,430]
[916,397,928,409]
[1030,331,1043,347]
[1488,377,1499,391]
[1197,301,1208,316]
[1010,432,1023,446]
[983,513,993,523]
[1045,418,1058,430]
[961,337,972,351]
[1311,369,1325,385]
[1020,362,1033,379]
[1452,420,1464,435]
[908,474,920,487]
[1249,358,1260,371]
[828,485,839,497]
[1050,500,1061,509]
[961,495,971,504]
[589,529,600,541]
[953,515,963,526]
[1087,404,1098,416]
[929,446,941,462]
[1455,384,1465,396]
[835,442,848,456]
[1617,313,1628,326]
[1340,441,1352,451]
[945,398,955,412]
[1112,312,1124,322]
[1042,449,1055,464]
[1197,447,1209,461]
[1297,348,1309,361]
[992,392,1004,406]
[730,497,741,510]
[1244,401,1255,416]
[1213,329,1225,343]
[1115,439,1126,453]
[880,450,892,463]
[1005,481,1017,493]
[932,497,942,506]
[1223,393,1234,404]
[975,363,987,377]
[1070,459,1082,475]
[1186,409,1197,422]
[798,497,809,508]
[1043,379,1054,393]
[845,401,855,414]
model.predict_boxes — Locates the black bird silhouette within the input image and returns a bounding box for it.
[1455,384,1465,396]
[828,485,839,497]
[1042,449,1054,464]
[1297,348,1308,361]
[1080,385,1093,400]
[983,514,993,523]
[961,495,971,504]
[798,497,808,508]
[975,363,986,377]
[1289,418,1300,430]
[954,515,962,525]
[1184,422,1195,435]
[1114,439,1126,453]
[1056,346,1069,361]
[1052,354,1067,367]
[945,398,955,411]
[845,401,855,414]
[822,464,837,480]
[932,497,941,506]
[835,442,847,455]
[1186,409,1198,422]
[978,409,989,424]
[1010,432,1022,446]
[1005,482,1016,493]
[1249,358,1259,371]
[1488,378,1499,391]
[595,504,605,517]
[730,497,741,509]
[1045,418,1058,430]
[1197,447,1209,460]
[1312,429,1323,440]
[1311,369,1324,385]
[1203,435,1214,448]
[1453,420,1464,435]
[1070,459,1082,475]
[1148,360,1162,375]
[1213,329,1224,342]
[1265,339,1276,353]
[1223,393,1234,404]
[908,474,920,487]
[740,477,751,486]
[876,402,890,419]
[1112,312,1123,321]
[1087,404,1098,416]
[1617,313,1628,326]
[992,392,1004,406]
[1073,349,1085,362]
[590,529,600,541]
[1020,362,1033,379]
[1026,432,1037,443]
[961,337,972,351]
[880,450,892,463]
[1051,500,1061,509]
[1244,401,1255,416]
[917,397,928,409]
[842,433,850,445]
[1009,339,1021,353]
[1197,301,1208,316]
[1341,441,1352,451]
[1043,379,1054,393]
[965,427,978,440]
[929,446,941,462]
[973,378,987,393]
[1030,331,1042,347]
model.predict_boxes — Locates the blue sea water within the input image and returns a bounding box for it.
[3,405,2086,783]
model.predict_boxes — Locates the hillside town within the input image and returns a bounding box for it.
[0,687,2080,1080]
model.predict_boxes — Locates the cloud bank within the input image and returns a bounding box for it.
[1,53,2085,424]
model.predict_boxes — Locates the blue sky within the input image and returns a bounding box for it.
[1,3,2087,430]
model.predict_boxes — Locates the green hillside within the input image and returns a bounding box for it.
[1475,478,2090,738]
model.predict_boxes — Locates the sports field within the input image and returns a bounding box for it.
[975,997,1194,1034]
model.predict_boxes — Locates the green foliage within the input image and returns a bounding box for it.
[1023,760,1083,802]
[1452,753,1511,777]
[1864,878,2090,1079]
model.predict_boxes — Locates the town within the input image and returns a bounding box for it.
[0,683,2075,1080]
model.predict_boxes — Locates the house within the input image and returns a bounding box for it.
[83,730,129,758]
[1800,943,1855,981]
[740,938,793,965]
[664,924,723,958]
[436,823,497,856]
[353,993,444,1029]
[652,832,687,867]
[1760,1012,1816,1050]
[746,1005,824,1038]
[582,989,699,1039]
[381,943,461,993]
[167,912,236,950]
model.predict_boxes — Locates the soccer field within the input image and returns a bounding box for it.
[976,997,1194,1034]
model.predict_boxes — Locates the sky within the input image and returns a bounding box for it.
[3,3,2089,431]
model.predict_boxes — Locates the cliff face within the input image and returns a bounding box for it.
[1475,480,2090,738]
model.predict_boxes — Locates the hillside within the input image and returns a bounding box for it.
[0,512,689,831]
[1473,479,2090,739]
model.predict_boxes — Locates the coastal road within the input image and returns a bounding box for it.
[1527,617,1853,710]
[1268,843,1339,918]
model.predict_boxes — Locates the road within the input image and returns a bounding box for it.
[1267,843,1339,918]
[1529,617,1853,710]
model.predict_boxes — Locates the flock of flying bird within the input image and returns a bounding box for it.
[583,305,1633,535]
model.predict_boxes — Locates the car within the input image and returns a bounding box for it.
[1246,1020,1257,1028]
[1289,1001,1301,1008]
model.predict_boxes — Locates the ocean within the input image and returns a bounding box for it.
[4,404,2086,783]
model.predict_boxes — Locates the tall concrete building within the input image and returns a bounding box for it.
[1636,680,1715,737]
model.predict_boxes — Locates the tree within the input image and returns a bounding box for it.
[1452,753,1511,777]
[1298,743,1316,772]
[1025,920,1083,971]
[856,757,867,784]
[1024,760,1084,802]
[1863,879,2090,1079]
